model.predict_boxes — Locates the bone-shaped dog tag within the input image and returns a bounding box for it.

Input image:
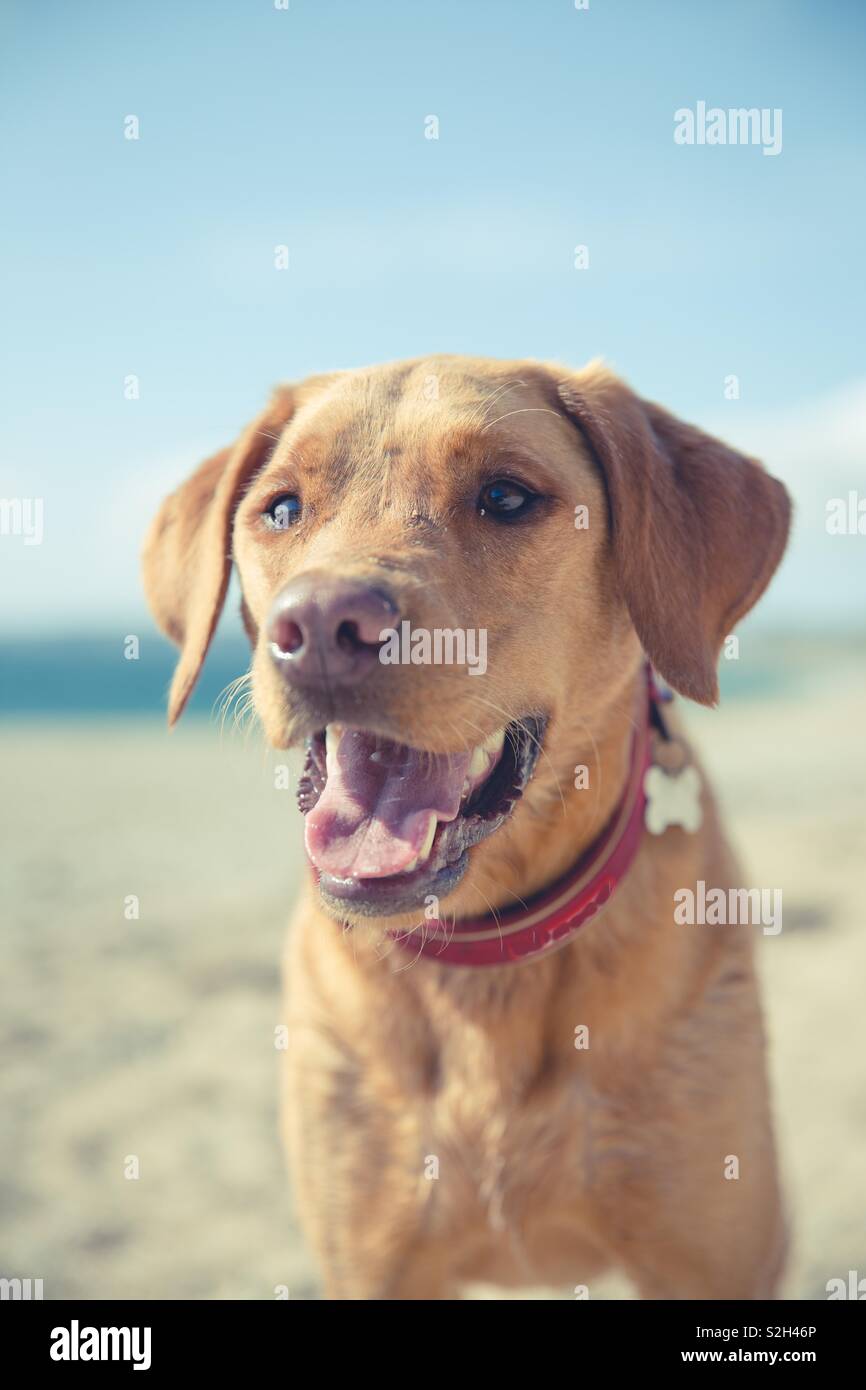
[643,764,703,835]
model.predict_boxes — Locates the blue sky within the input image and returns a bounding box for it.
[2,0,865,633]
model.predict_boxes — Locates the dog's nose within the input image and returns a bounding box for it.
[267,573,400,684]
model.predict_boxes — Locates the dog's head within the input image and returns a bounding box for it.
[143,356,790,923]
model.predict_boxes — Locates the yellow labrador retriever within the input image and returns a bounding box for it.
[143,356,791,1299]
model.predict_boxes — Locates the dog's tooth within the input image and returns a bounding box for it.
[466,728,505,783]
[467,746,489,781]
[398,813,437,876]
[482,727,506,758]
[417,812,437,862]
[324,724,344,759]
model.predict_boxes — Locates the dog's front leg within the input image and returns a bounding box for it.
[279,938,457,1304]
[280,1043,455,1299]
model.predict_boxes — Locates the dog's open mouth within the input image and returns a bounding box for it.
[297,717,547,916]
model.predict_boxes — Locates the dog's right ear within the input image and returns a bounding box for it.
[142,386,296,726]
[553,363,791,705]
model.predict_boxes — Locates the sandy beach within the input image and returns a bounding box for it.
[2,652,864,1300]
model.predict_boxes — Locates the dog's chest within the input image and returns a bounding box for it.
[415,1023,614,1233]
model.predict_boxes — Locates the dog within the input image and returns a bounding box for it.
[143,355,791,1299]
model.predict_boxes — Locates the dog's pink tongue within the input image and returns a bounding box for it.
[305,729,472,879]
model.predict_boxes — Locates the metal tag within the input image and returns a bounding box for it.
[644,763,703,835]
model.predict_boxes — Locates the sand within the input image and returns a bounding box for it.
[2,660,864,1300]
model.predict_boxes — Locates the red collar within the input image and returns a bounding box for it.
[388,668,658,968]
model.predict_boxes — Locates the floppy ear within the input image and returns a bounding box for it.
[556,364,791,705]
[142,386,296,725]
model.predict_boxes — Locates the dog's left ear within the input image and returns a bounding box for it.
[142,386,296,726]
[555,364,791,705]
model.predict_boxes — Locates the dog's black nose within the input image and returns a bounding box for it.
[267,573,399,684]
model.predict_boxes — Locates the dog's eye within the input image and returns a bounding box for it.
[478,479,536,520]
[263,493,302,529]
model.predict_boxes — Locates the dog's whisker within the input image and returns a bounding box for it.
[479,406,563,433]
[466,881,506,950]
[214,672,255,745]
[392,921,428,973]
[464,377,526,430]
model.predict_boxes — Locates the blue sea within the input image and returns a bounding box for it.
[0,630,839,719]
[0,635,252,719]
